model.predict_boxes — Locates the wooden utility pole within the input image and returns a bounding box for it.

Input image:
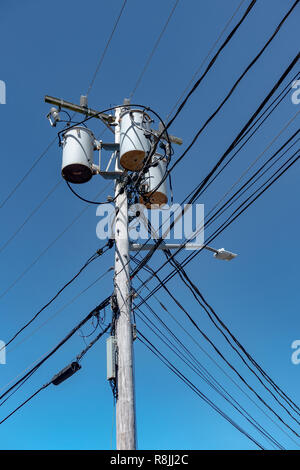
[114,107,136,450]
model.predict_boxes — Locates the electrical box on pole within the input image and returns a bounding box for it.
[106,336,116,380]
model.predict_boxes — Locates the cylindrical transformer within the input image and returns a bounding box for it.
[119,109,151,171]
[140,154,168,209]
[61,127,95,184]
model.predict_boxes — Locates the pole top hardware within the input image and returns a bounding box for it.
[44,95,116,129]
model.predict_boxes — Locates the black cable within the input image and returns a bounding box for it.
[135,256,300,439]
[123,63,300,289]
[189,73,300,203]
[132,148,300,423]
[86,0,128,96]
[76,323,111,362]
[0,383,51,426]
[132,258,300,446]
[158,5,300,193]
[134,151,300,419]
[129,0,180,99]
[165,0,257,132]
[0,323,111,425]
[203,141,300,235]
[132,130,300,292]
[0,181,62,255]
[135,303,284,449]
[0,137,57,210]
[2,240,114,351]
[137,331,265,450]
[181,56,300,207]
[129,56,299,271]
[66,181,118,206]
[0,296,110,403]
[164,248,300,426]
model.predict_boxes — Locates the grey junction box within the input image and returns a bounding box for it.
[106,336,116,380]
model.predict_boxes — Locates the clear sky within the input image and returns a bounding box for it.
[0,0,299,450]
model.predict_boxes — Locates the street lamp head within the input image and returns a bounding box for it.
[214,248,237,261]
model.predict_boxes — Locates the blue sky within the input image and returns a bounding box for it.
[0,0,299,450]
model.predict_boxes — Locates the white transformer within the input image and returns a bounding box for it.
[119,109,151,171]
[140,154,168,209]
[61,127,95,184]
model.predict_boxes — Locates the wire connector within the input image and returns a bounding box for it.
[107,239,114,249]
[51,361,81,386]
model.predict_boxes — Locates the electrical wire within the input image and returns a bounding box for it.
[0,137,57,210]
[0,324,111,425]
[163,248,300,425]
[129,0,180,100]
[165,0,297,133]
[137,331,265,450]
[165,0,246,120]
[132,262,300,447]
[0,296,110,403]
[159,4,300,191]
[132,152,300,423]
[134,303,284,449]
[86,0,128,96]
[0,180,62,255]
[126,0,258,203]
[135,260,300,437]
[129,58,300,279]
[0,181,112,300]
[130,143,300,424]
[66,180,119,205]
[2,241,113,351]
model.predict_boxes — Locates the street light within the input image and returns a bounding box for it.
[214,248,237,261]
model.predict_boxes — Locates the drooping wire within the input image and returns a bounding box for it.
[1,240,114,351]
[0,324,111,425]
[0,296,110,404]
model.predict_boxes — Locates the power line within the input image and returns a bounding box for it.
[165,0,257,130]
[129,55,299,280]
[0,296,110,403]
[0,136,57,210]
[164,248,300,425]
[0,324,111,425]
[9,267,113,356]
[127,0,258,201]
[132,263,300,447]
[0,181,113,300]
[133,154,300,424]
[0,180,62,255]
[137,331,265,450]
[136,257,300,438]
[2,240,113,351]
[189,75,300,206]
[135,303,284,449]
[166,0,246,120]
[128,0,180,100]
[86,0,128,96]
[131,147,300,428]
[164,2,300,185]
